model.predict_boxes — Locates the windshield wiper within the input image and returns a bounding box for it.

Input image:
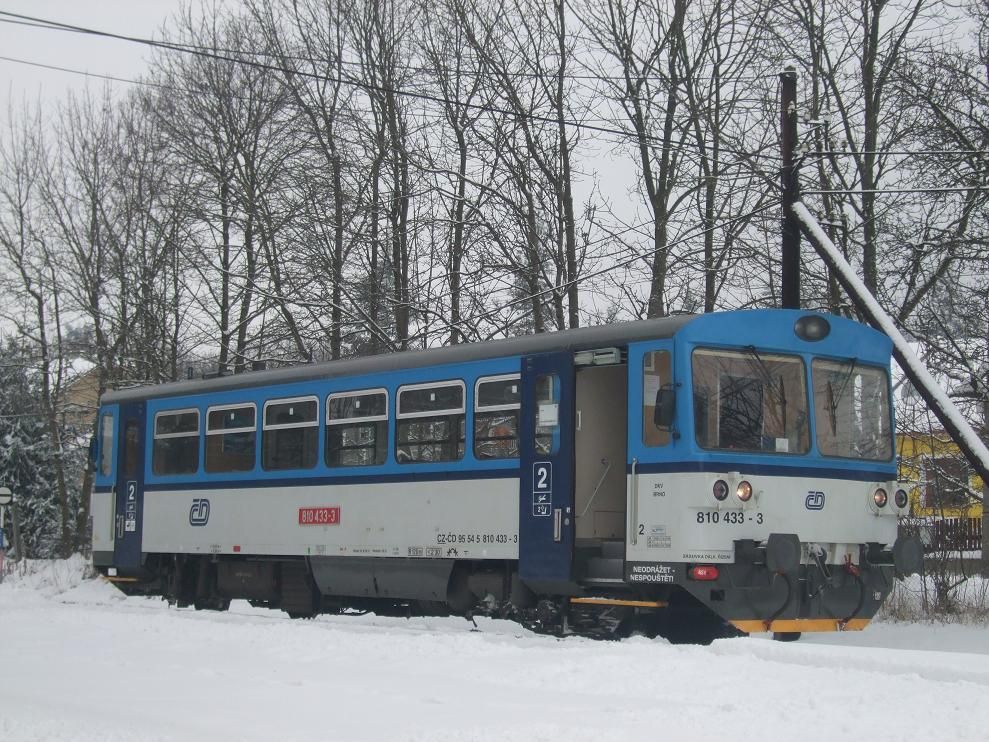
[824,357,859,435]
[744,346,785,407]
[743,345,788,434]
[828,357,858,413]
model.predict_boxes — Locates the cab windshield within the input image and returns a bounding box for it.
[692,348,810,454]
[812,359,892,461]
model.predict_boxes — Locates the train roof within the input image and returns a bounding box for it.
[102,313,699,404]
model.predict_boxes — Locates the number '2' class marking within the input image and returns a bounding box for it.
[533,462,552,492]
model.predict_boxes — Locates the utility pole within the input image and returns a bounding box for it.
[982,394,988,574]
[780,66,801,310]
[972,316,989,575]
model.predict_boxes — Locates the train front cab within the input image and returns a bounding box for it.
[621,310,923,638]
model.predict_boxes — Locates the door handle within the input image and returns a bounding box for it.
[553,508,562,542]
[115,514,125,539]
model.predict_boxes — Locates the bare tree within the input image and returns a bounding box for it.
[769,0,935,298]
[582,0,695,318]
[0,102,74,556]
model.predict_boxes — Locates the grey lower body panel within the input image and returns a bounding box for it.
[309,556,454,602]
[92,551,114,567]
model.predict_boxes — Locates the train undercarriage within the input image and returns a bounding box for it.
[101,530,920,644]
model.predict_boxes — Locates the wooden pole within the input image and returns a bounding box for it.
[780,66,801,310]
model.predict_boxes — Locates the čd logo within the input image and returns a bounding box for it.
[189,498,211,526]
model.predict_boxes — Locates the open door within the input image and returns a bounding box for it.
[519,352,575,592]
[113,401,146,573]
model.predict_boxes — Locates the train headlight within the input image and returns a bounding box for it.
[873,488,888,508]
[794,315,831,342]
[736,480,753,502]
[713,480,729,501]
[894,489,909,509]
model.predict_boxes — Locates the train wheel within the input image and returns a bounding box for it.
[661,592,741,645]
[193,596,230,612]
[773,631,801,642]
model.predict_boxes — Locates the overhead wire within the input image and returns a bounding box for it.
[802,187,989,195]
[0,52,774,147]
[0,12,860,344]
[812,149,989,157]
[420,196,782,341]
[0,10,779,162]
[0,13,785,85]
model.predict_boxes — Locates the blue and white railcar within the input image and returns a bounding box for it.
[90,309,921,640]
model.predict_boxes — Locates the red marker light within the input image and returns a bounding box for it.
[689,565,719,581]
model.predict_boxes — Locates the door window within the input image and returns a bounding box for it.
[534,373,559,455]
[99,413,114,476]
[642,350,672,447]
[123,420,141,479]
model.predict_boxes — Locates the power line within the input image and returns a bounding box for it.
[811,149,989,158]
[803,187,989,195]
[0,53,766,147]
[0,10,778,163]
[0,14,783,86]
[0,54,175,93]
[423,196,781,340]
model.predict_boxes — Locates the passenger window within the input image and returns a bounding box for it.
[327,389,388,467]
[262,397,318,471]
[152,409,199,475]
[99,414,114,476]
[642,350,672,447]
[534,374,559,455]
[474,375,520,460]
[206,404,256,473]
[396,381,465,463]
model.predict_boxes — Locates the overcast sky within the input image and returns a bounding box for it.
[0,1,186,119]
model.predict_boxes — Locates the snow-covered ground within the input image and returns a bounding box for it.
[3,559,989,742]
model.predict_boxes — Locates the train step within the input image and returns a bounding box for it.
[600,540,626,559]
[584,556,625,581]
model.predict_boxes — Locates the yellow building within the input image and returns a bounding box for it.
[897,431,984,518]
